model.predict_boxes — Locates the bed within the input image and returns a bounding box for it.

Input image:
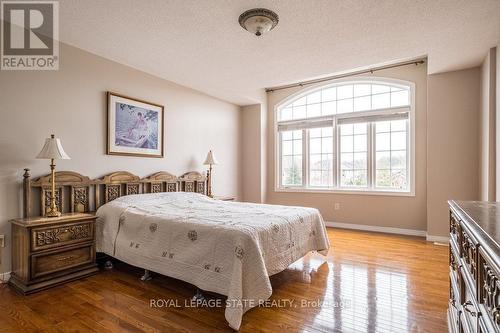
[21,169,330,330]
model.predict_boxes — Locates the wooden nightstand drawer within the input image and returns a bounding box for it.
[31,220,94,252]
[10,213,99,294]
[31,244,95,279]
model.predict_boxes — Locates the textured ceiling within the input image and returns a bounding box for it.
[60,0,500,105]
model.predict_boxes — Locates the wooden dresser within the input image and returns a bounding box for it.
[9,213,99,294]
[448,201,500,333]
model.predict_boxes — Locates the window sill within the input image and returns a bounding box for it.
[275,187,415,197]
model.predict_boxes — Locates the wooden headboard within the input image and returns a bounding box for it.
[22,169,207,218]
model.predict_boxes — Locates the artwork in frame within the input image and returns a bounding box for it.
[107,92,164,158]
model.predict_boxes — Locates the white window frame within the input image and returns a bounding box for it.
[274,77,416,197]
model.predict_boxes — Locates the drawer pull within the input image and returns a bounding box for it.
[57,256,75,262]
[463,301,476,317]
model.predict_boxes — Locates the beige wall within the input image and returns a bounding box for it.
[480,48,497,201]
[427,68,480,237]
[266,64,428,231]
[0,43,242,274]
[242,104,262,202]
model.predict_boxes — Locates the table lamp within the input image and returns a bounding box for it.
[203,150,218,197]
[36,134,70,217]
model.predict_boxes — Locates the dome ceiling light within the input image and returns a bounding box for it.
[238,8,279,37]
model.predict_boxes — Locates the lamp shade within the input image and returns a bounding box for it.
[36,134,70,160]
[203,150,218,165]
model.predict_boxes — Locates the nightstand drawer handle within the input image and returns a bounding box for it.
[57,255,75,262]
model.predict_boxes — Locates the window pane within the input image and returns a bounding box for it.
[341,135,353,152]
[391,90,409,107]
[391,119,406,131]
[391,169,407,189]
[322,138,332,153]
[341,170,354,186]
[310,128,322,138]
[308,127,333,187]
[293,140,302,155]
[376,169,391,187]
[293,105,306,119]
[280,107,292,120]
[337,98,353,113]
[322,127,333,137]
[310,171,322,186]
[282,131,292,140]
[310,154,321,170]
[391,150,406,169]
[341,153,353,169]
[354,96,371,112]
[353,170,367,186]
[281,130,302,187]
[354,84,371,97]
[376,151,390,169]
[337,85,353,99]
[282,140,292,155]
[391,132,406,150]
[307,91,321,104]
[322,87,336,102]
[310,138,321,154]
[353,123,367,134]
[374,120,409,191]
[353,152,367,169]
[322,101,336,115]
[353,135,367,152]
[376,133,390,151]
[372,93,390,109]
[341,124,353,135]
[307,103,321,118]
[293,96,306,107]
[376,121,391,133]
[372,84,390,94]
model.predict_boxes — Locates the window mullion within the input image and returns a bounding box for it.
[303,129,308,188]
[332,118,337,188]
[369,122,375,189]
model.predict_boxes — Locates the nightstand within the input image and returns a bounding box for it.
[9,213,99,294]
[213,196,235,201]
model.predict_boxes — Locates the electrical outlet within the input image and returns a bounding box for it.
[334,203,340,210]
[0,234,4,248]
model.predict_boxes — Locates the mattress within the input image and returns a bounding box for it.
[95,192,330,330]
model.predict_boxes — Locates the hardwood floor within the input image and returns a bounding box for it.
[0,228,449,333]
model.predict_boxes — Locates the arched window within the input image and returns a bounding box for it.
[275,79,414,194]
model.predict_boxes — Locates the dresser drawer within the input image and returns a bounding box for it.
[460,222,479,287]
[478,247,500,332]
[450,211,461,245]
[462,286,480,333]
[31,244,95,279]
[31,220,94,252]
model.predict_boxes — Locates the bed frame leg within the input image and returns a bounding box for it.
[104,260,114,270]
[140,269,152,281]
[192,288,205,301]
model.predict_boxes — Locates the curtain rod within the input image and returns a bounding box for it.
[265,58,426,93]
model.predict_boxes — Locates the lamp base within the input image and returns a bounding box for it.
[45,209,62,218]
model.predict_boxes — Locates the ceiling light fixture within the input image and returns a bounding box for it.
[238,8,279,37]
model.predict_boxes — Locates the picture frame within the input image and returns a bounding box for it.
[107,92,164,158]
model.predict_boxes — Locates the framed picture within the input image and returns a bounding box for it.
[107,92,164,158]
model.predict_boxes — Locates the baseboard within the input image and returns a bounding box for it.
[426,235,450,244]
[325,221,426,237]
[0,272,11,284]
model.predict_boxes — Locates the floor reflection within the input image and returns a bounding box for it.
[269,228,448,333]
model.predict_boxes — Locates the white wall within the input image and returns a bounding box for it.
[0,43,242,274]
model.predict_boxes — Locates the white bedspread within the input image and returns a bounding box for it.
[95,192,330,330]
